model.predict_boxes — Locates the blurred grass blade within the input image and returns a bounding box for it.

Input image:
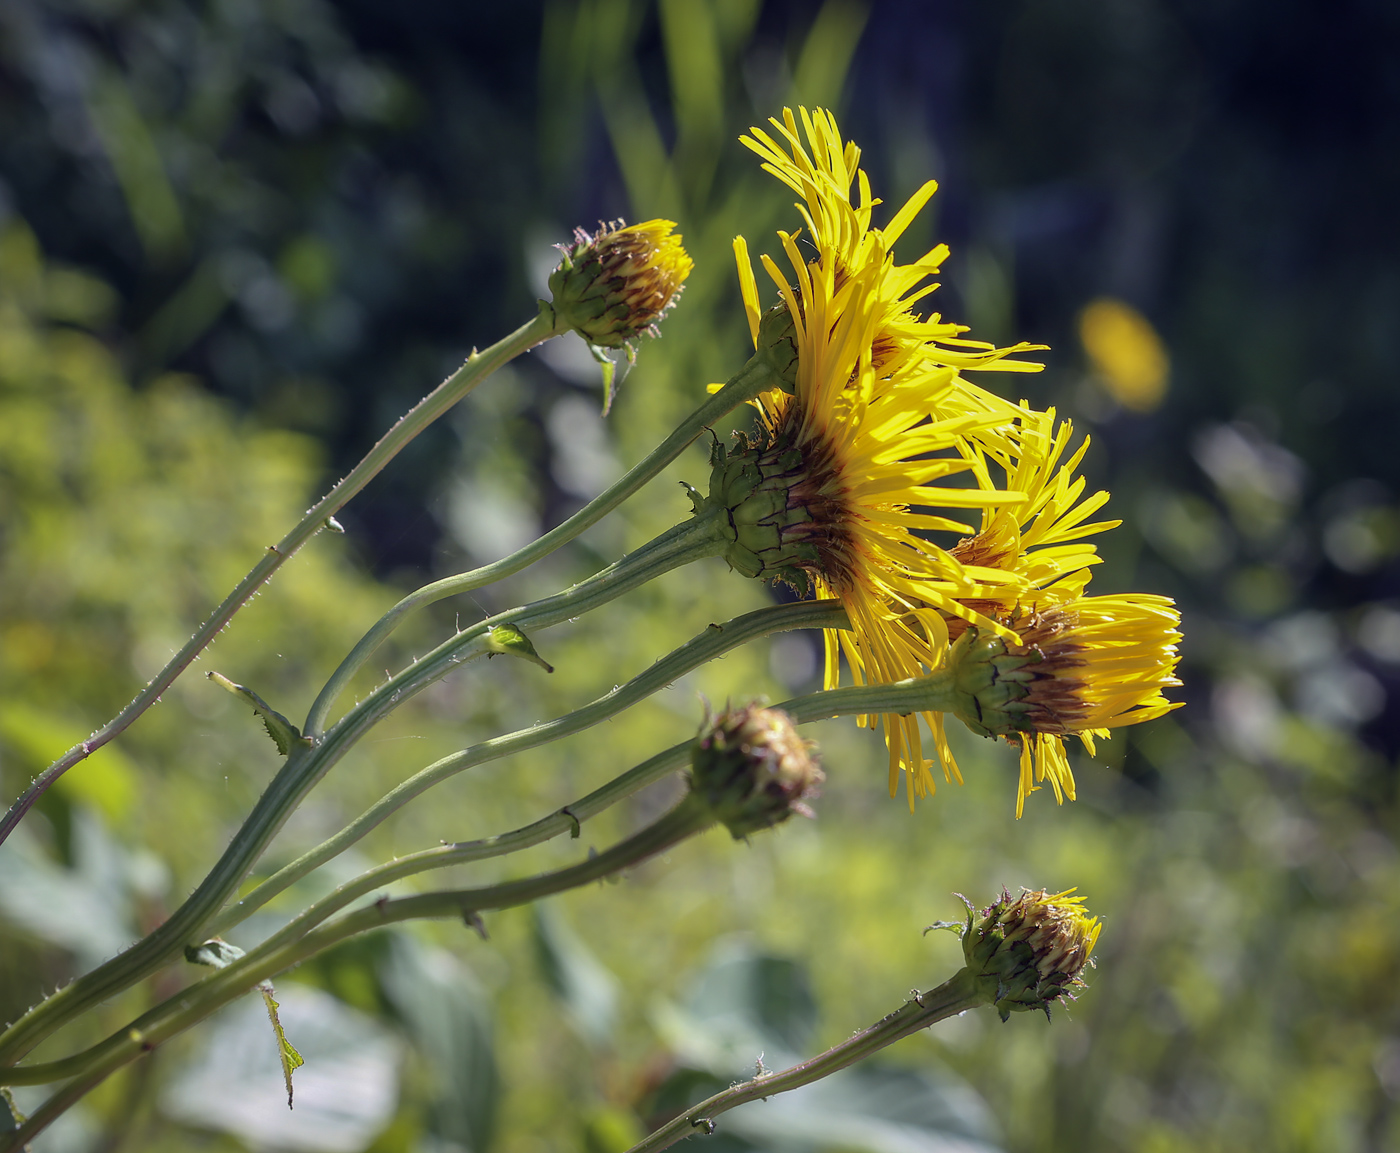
[532,904,621,1049]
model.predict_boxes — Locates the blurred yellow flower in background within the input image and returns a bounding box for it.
[1078,297,1170,413]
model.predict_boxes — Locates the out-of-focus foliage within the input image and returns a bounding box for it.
[3,1,1400,1152]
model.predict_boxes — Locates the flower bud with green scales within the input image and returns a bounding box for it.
[957,888,1101,1021]
[547,219,693,411]
[689,704,823,839]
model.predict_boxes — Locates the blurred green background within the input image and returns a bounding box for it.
[2,1,1399,1151]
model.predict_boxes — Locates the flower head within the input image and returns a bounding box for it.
[960,888,1101,1020]
[690,704,823,839]
[944,594,1183,816]
[929,407,1121,669]
[549,219,692,411]
[1079,297,1169,413]
[711,108,1049,804]
[549,219,692,348]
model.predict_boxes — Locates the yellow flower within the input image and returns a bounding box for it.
[944,595,1183,816]
[942,406,1121,637]
[1079,297,1169,413]
[736,108,1045,398]
[709,107,1053,804]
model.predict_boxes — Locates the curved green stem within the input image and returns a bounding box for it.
[303,349,784,736]
[225,651,963,953]
[215,598,848,935]
[0,507,729,1069]
[0,308,563,850]
[0,664,981,1119]
[0,797,716,1144]
[626,969,985,1153]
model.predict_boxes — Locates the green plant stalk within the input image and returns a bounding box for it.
[215,597,850,934]
[0,797,717,1147]
[625,969,986,1153]
[0,307,564,850]
[2,664,969,1091]
[0,505,731,1069]
[303,348,786,736]
[225,662,962,955]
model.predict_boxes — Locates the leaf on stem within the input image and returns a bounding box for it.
[586,341,636,416]
[259,981,305,1109]
[184,938,246,968]
[207,671,306,755]
[485,624,554,673]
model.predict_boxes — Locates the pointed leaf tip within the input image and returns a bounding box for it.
[487,624,554,673]
[208,672,304,755]
[259,982,305,1109]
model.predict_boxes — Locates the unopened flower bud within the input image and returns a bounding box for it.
[690,704,822,838]
[960,888,1100,1021]
[548,219,692,348]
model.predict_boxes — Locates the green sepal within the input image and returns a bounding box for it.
[680,480,705,515]
[487,624,554,673]
[185,938,247,969]
[259,981,305,1108]
[207,671,306,755]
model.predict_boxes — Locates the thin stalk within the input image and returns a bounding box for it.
[0,308,563,849]
[0,797,716,1138]
[0,507,731,1069]
[303,349,784,735]
[627,970,985,1153]
[214,598,848,935]
[0,666,980,1108]
[224,655,961,952]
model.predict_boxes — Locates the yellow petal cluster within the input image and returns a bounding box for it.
[725,107,1181,813]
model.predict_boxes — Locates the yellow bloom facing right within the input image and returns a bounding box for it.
[945,594,1184,816]
[942,406,1121,638]
[708,107,1052,803]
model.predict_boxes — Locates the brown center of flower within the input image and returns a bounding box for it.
[1002,607,1091,736]
[760,402,863,596]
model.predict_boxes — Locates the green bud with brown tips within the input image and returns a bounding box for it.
[690,704,822,839]
[959,888,1101,1021]
[548,219,692,348]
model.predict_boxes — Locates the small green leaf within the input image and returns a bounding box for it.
[587,343,618,414]
[185,938,246,969]
[208,671,304,755]
[486,624,554,673]
[259,981,305,1109]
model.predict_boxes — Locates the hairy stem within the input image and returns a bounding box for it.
[215,598,847,934]
[0,506,730,1068]
[0,797,716,1145]
[303,350,784,736]
[627,970,985,1153]
[0,308,562,849]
